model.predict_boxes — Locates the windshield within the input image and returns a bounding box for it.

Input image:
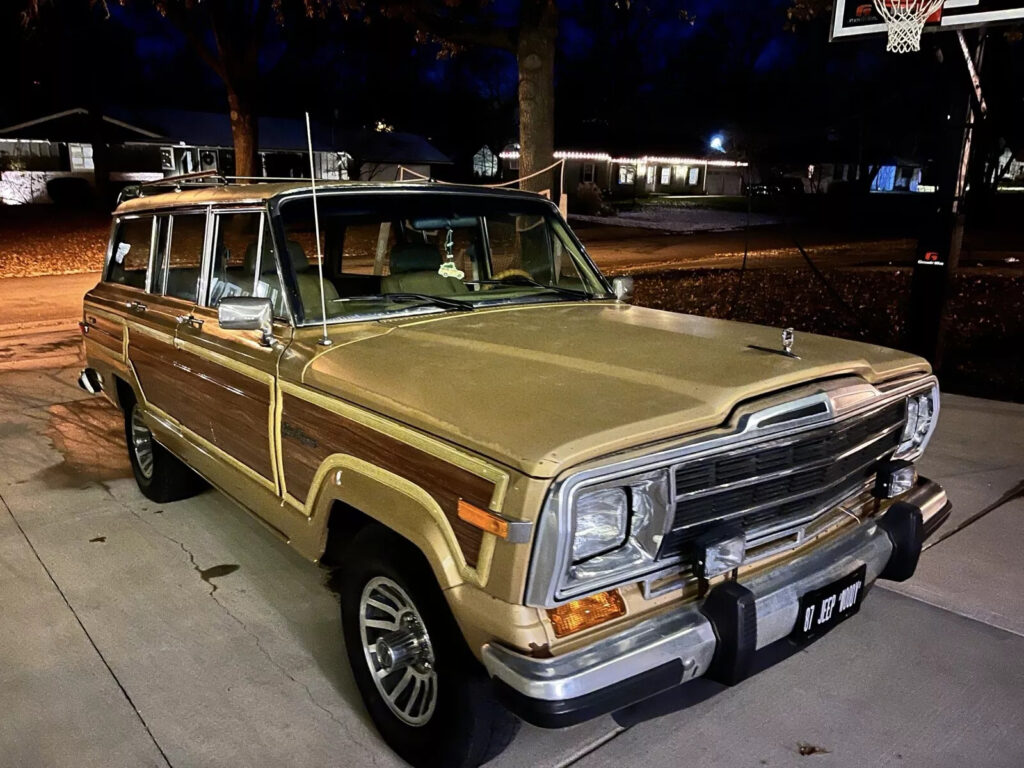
[276,192,610,325]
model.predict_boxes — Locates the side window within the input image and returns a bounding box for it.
[252,218,286,319]
[152,213,207,303]
[105,217,152,289]
[208,212,265,305]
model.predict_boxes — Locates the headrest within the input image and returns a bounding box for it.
[244,240,312,274]
[243,242,279,275]
[390,241,441,274]
[286,241,309,271]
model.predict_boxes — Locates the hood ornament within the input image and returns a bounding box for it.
[747,327,801,359]
[782,327,795,356]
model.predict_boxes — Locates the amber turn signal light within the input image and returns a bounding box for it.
[546,590,626,638]
[457,499,509,539]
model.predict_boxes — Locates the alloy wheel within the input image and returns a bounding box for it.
[359,575,438,727]
[130,405,155,480]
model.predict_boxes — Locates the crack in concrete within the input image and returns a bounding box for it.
[116,498,381,763]
[556,725,629,768]
[924,477,1024,551]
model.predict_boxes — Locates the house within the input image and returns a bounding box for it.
[0,107,451,205]
[497,145,749,204]
[803,159,925,193]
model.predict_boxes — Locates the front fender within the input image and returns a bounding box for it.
[304,454,495,590]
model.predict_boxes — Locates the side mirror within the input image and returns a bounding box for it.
[611,276,634,302]
[218,297,275,347]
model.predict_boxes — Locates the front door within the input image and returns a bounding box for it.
[172,208,289,496]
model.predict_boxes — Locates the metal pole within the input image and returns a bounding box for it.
[908,30,986,367]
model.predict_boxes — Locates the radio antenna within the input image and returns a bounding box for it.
[305,112,332,347]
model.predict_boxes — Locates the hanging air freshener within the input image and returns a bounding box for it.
[437,228,465,279]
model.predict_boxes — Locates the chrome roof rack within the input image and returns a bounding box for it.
[117,172,228,204]
[116,173,328,204]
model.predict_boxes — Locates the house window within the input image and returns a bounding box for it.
[645,166,655,185]
[68,143,94,171]
[473,146,498,177]
[582,163,596,183]
[618,165,636,185]
[688,167,699,186]
[660,166,671,185]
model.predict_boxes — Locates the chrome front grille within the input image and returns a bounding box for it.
[658,400,906,559]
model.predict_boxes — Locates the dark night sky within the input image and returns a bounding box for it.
[4,0,1021,166]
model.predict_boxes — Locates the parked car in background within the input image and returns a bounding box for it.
[79,176,949,768]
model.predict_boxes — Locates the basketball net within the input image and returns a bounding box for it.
[872,0,945,53]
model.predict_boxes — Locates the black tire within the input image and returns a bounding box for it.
[123,398,206,503]
[339,526,520,768]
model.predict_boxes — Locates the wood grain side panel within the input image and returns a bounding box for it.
[172,348,274,479]
[129,330,274,480]
[84,314,123,355]
[281,393,489,566]
[129,332,192,424]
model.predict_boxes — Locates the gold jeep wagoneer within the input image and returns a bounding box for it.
[80,177,950,768]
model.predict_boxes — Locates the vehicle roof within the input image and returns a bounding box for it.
[114,180,548,215]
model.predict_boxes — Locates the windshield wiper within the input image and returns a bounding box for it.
[466,275,590,298]
[343,292,476,312]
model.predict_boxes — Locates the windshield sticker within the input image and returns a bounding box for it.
[115,242,131,264]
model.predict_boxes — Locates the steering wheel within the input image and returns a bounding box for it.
[491,268,534,281]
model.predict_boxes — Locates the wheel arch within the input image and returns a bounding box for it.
[305,454,492,591]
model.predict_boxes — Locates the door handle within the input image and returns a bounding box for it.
[176,314,204,329]
[127,300,147,313]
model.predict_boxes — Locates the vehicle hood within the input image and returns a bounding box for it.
[302,303,929,478]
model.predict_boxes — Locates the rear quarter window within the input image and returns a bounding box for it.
[106,217,152,289]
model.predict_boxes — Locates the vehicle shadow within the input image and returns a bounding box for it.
[611,637,810,728]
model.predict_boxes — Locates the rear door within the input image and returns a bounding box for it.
[172,208,290,496]
[125,208,209,421]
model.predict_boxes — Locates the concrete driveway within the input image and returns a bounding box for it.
[1,335,1022,768]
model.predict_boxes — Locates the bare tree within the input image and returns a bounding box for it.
[347,0,557,194]
[24,0,330,178]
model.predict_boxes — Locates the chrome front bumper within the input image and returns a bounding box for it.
[484,478,949,726]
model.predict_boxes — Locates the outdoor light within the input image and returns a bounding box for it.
[874,459,918,499]
[709,134,725,152]
[693,526,746,579]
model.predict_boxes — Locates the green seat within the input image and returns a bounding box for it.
[243,240,339,321]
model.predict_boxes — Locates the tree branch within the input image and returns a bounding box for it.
[381,1,517,53]
[156,1,228,83]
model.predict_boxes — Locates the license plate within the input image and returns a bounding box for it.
[792,564,867,641]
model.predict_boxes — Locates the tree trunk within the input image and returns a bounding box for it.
[226,85,259,179]
[86,105,112,210]
[516,0,557,196]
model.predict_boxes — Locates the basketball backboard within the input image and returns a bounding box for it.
[830,0,1024,42]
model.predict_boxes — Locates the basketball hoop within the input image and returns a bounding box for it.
[872,0,946,53]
